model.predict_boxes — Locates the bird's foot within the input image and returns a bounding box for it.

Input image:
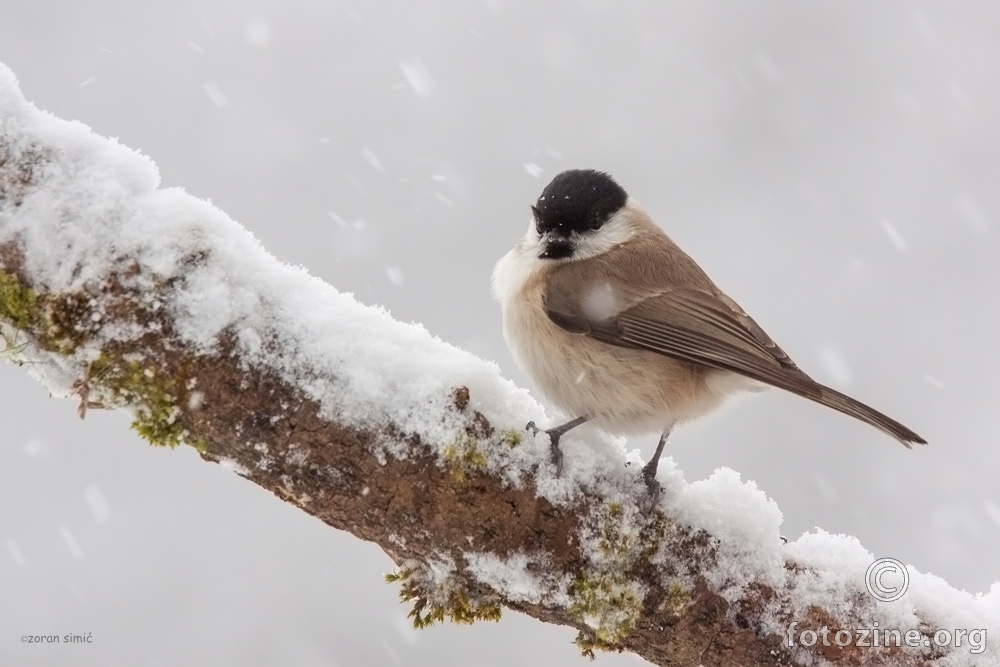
[548,438,564,476]
[525,421,565,476]
[641,461,662,513]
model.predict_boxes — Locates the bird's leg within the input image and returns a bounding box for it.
[525,416,589,476]
[641,423,674,509]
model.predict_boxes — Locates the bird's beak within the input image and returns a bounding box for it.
[539,233,574,259]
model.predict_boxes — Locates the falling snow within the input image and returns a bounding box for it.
[84,485,112,523]
[983,502,1000,531]
[202,82,228,108]
[812,473,838,504]
[524,162,543,178]
[399,59,436,98]
[924,374,945,389]
[58,525,84,559]
[817,347,853,387]
[361,147,386,173]
[326,210,348,227]
[22,439,45,458]
[957,194,991,234]
[245,19,272,48]
[385,266,405,285]
[880,218,909,252]
[5,539,27,567]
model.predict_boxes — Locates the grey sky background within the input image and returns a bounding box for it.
[2,2,998,665]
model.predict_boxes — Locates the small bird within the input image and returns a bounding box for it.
[492,169,925,495]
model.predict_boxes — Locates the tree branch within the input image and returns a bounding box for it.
[1,63,993,667]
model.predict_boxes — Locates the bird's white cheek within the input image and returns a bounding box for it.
[491,243,542,306]
[570,206,638,260]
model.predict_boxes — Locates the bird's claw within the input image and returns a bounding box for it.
[549,438,564,477]
[641,464,662,513]
[525,421,564,476]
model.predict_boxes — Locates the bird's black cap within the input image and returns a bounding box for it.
[532,169,628,238]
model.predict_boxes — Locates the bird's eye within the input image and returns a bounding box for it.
[530,205,544,234]
[586,213,603,230]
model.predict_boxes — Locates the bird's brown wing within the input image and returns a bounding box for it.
[545,278,821,397]
[543,269,926,446]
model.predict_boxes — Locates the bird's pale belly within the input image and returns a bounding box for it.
[503,300,738,436]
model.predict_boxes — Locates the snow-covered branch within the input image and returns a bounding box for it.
[1,63,996,667]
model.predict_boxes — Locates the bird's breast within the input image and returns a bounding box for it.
[494,256,726,435]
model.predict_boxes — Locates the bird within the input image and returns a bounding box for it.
[491,168,925,497]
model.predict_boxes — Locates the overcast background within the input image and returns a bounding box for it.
[2,2,999,665]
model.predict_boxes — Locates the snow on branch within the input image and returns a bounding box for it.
[1,62,996,667]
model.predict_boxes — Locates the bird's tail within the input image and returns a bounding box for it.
[812,384,926,447]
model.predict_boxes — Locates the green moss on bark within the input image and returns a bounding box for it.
[441,434,488,481]
[386,567,503,629]
[80,353,203,451]
[569,502,675,657]
[1,270,203,451]
[0,270,37,332]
